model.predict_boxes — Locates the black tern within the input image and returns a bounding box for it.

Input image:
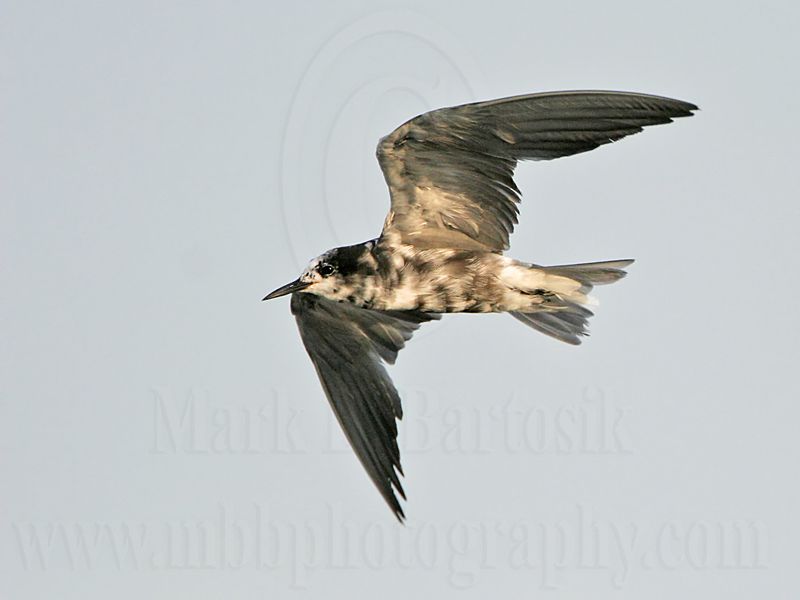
[264,90,696,520]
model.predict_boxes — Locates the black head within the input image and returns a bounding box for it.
[262,241,373,301]
[318,243,366,278]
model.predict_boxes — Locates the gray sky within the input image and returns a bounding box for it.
[2,1,799,598]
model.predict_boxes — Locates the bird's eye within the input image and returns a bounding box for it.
[318,263,334,277]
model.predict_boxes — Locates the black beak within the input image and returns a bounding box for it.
[262,278,310,301]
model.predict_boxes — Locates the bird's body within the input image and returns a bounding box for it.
[264,90,697,519]
[295,236,619,315]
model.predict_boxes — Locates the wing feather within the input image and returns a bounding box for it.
[290,293,439,520]
[377,90,697,252]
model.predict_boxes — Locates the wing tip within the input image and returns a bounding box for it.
[387,480,407,523]
[393,506,407,523]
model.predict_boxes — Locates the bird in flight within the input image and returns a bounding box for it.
[264,90,696,520]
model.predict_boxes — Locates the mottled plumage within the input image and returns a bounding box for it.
[264,90,697,520]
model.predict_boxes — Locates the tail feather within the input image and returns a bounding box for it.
[543,259,634,287]
[511,303,592,345]
[511,259,632,345]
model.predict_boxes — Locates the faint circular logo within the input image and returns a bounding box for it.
[279,9,484,270]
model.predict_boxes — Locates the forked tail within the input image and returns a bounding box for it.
[510,259,633,345]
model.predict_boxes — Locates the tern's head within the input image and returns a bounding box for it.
[262,243,367,302]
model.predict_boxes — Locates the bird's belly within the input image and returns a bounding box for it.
[370,254,584,314]
[371,252,510,313]
[376,280,487,313]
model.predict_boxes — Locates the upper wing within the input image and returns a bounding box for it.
[290,292,439,520]
[377,90,697,252]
